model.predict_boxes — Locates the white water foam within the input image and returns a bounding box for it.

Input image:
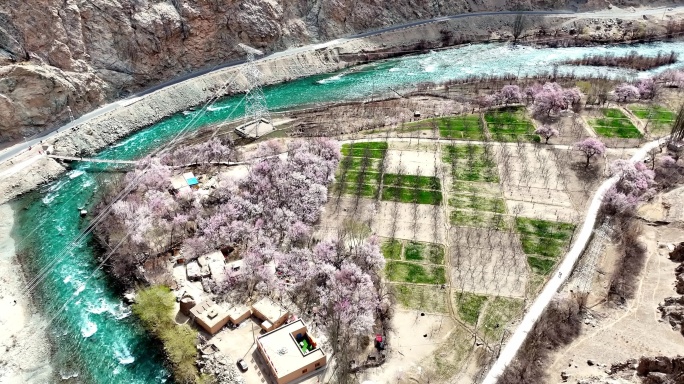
[68,170,84,179]
[114,343,135,365]
[316,73,345,84]
[207,104,231,112]
[81,318,98,338]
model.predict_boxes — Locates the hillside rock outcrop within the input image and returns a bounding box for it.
[1,0,676,143]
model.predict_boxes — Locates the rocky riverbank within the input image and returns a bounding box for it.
[0,204,53,383]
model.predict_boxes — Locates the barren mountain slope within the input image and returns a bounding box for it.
[0,0,676,142]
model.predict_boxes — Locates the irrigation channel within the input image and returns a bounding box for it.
[11,40,684,383]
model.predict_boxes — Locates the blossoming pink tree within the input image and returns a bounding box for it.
[534,125,560,144]
[575,137,606,167]
[500,85,522,105]
[614,83,640,103]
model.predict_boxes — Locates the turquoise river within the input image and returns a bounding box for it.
[11,41,684,383]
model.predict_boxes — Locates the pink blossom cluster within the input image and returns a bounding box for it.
[525,82,583,116]
[657,69,684,88]
[614,83,640,102]
[604,160,656,214]
[534,125,560,144]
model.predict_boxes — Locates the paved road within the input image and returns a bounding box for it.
[1,4,680,166]
[481,137,667,384]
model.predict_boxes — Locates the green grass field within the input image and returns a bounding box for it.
[484,107,536,142]
[402,115,485,139]
[386,261,447,284]
[455,292,488,326]
[452,181,501,196]
[590,108,643,138]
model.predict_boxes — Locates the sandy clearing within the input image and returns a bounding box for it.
[358,310,455,383]
[385,149,439,176]
[546,224,684,383]
[506,200,580,223]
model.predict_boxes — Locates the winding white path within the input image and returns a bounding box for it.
[481,137,667,384]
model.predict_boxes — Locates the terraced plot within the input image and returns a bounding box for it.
[402,115,485,140]
[629,105,676,135]
[515,217,576,275]
[484,106,536,142]
[392,284,449,313]
[455,292,488,326]
[386,261,446,284]
[480,296,524,342]
[589,108,643,138]
[335,142,443,205]
[443,144,507,228]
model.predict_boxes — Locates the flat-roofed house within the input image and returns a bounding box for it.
[257,319,327,384]
[190,300,231,335]
[251,297,289,332]
[226,305,251,326]
[234,118,275,139]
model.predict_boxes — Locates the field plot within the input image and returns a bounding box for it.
[401,115,485,140]
[589,108,643,138]
[629,104,676,136]
[516,217,576,275]
[334,142,386,198]
[386,261,446,284]
[494,145,579,223]
[484,106,536,142]
[450,227,529,298]
[391,284,449,313]
[335,141,443,205]
[479,296,524,343]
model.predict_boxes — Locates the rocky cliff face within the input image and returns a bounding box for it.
[0,0,672,142]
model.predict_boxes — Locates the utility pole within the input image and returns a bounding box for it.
[238,43,271,137]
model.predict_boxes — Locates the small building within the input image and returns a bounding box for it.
[183,172,199,189]
[170,175,191,194]
[227,305,251,326]
[190,300,231,335]
[257,319,327,384]
[186,261,203,281]
[251,297,290,332]
[234,118,275,139]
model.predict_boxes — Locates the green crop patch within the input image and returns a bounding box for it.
[443,144,500,183]
[449,194,506,213]
[629,105,675,135]
[341,142,388,151]
[402,115,484,139]
[381,187,443,205]
[514,218,575,274]
[590,109,643,139]
[386,261,447,284]
[515,217,575,240]
[384,174,441,190]
[450,210,510,230]
[392,283,448,313]
[455,292,488,326]
[520,235,568,258]
[485,107,536,142]
[481,296,524,342]
[527,256,556,275]
[333,182,379,198]
[382,239,403,260]
[404,242,445,264]
[335,170,381,185]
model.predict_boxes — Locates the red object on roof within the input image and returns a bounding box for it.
[376,335,383,342]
